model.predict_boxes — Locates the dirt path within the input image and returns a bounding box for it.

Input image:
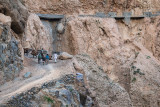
[0,57,76,104]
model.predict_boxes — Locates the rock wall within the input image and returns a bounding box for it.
[23,13,53,53]
[129,44,160,107]
[116,16,160,61]
[0,0,28,34]
[4,75,91,107]
[0,0,160,106]
[61,16,160,107]
[62,16,127,73]
[24,0,160,15]
[75,54,132,107]
[0,0,28,84]
[143,16,160,60]
[0,19,23,85]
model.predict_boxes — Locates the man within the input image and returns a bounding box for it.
[41,48,44,54]
[53,53,58,63]
[38,53,42,64]
[42,53,45,65]
[24,48,29,56]
[45,54,50,64]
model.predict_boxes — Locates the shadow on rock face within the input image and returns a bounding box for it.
[0,0,28,34]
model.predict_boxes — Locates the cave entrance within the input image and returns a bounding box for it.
[37,13,64,54]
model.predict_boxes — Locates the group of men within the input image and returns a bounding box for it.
[37,49,58,65]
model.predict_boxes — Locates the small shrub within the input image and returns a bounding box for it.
[137,69,140,73]
[133,71,137,75]
[131,66,136,70]
[69,88,74,92]
[133,68,145,75]
[133,68,140,75]
[132,77,136,82]
[139,72,145,75]
[146,56,151,59]
[44,96,54,104]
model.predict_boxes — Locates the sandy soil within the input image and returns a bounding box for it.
[0,55,76,104]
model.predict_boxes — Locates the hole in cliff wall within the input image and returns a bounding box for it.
[0,4,11,16]
[37,14,63,53]
[11,20,25,34]
[41,19,59,52]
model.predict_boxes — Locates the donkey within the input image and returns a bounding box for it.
[31,50,38,58]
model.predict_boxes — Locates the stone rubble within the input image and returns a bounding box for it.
[4,74,94,107]
[58,52,73,60]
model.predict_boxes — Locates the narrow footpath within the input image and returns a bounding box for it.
[0,56,76,104]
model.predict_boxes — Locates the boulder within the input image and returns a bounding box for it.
[24,13,53,53]
[24,72,32,78]
[0,13,11,26]
[76,73,83,82]
[58,52,73,60]
[57,23,64,33]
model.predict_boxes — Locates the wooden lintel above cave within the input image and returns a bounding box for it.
[36,13,64,20]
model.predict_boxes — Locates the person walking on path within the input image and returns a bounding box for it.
[41,48,44,54]
[46,54,50,64]
[38,53,42,64]
[53,53,58,63]
[42,53,46,65]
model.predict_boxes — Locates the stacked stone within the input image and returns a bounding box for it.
[0,14,23,85]
[5,74,93,107]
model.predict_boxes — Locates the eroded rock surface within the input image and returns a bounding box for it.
[4,75,94,107]
[0,0,28,84]
[0,0,28,34]
[62,17,124,73]
[23,13,53,53]
[75,54,132,107]
[61,16,160,107]
[59,52,73,60]
[24,0,160,15]
[0,21,23,85]
[0,55,132,107]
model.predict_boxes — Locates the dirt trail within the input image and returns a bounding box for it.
[0,57,76,104]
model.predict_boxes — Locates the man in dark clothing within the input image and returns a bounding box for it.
[42,53,46,65]
[46,54,50,64]
[38,53,42,64]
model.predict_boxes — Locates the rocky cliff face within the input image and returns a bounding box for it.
[1,55,132,107]
[60,16,160,107]
[23,13,53,53]
[75,54,132,107]
[5,75,91,107]
[0,16,23,85]
[0,0,160,107]
[117,16,160,61]
[0,0,28,84]
[0,0,28,34]
[24,0,160,15]
[62,16,128,72]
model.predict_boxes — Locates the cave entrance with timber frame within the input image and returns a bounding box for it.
[37,13,64,54]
